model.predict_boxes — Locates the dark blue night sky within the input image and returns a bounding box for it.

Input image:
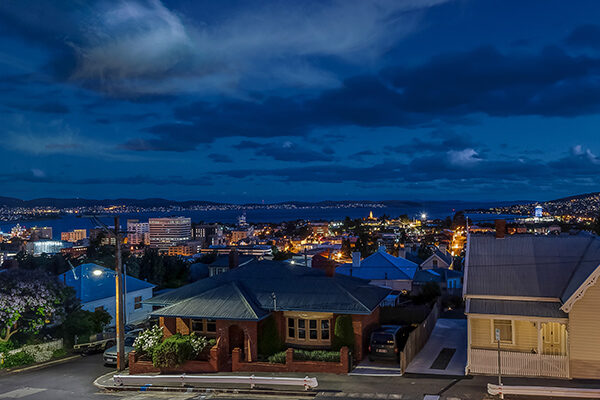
[1,0,600,202]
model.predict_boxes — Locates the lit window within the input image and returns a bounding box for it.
[493,319,512,343]
[94,306,104,312]
[286,317,331,343]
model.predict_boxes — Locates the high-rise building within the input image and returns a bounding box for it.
[61,229,87,243]
[127,219,150,245]
[149,217,192,250]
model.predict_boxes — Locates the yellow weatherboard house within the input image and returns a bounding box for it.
[464,233,600,379]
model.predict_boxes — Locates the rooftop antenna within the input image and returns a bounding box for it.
[271,292,277,311]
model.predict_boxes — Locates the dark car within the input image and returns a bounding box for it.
[368,325,409,362]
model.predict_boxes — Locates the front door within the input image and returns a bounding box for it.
[541,322,567,355]
[228,325,245,356]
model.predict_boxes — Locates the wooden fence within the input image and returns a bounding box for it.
[471,348,569,378]
[399,299,441,373]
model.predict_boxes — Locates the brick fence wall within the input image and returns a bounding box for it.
[231,347,350,374]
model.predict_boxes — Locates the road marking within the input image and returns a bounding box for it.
[0,388,47,399]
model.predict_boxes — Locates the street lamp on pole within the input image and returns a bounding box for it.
[84,214,126,371]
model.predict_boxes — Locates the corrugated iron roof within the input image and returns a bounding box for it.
[148,260,390,320]
[467,298,567,319]
[465,234,600,299]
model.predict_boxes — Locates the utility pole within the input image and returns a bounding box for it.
[114,216,125,371]
[495,328,504,399]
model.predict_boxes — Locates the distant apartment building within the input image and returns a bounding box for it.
[127,219,150,245]
[29,226,53,240]
[311,222,330,237]
[229,226,254,244]
[167,241,203,257]
[149,217,192,250]
[194,224,225,247]
[90,228,117,246]
[61,229,87,243]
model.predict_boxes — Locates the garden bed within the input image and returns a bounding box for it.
[232,347,350,374]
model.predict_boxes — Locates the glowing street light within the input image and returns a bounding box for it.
[92,269,103,277]
[421,213,427,220]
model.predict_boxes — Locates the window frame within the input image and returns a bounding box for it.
[190,318,217,335]
[491,319,514,344]
[134,295,143,310]
[285,317,331,344]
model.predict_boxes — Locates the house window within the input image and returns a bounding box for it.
[493,319,513,343]
[94,306,104,312]
[191,319,217,335]
[134,296,142,310]
[433,259,438,267]
[288,318,295,338]
[286,317,331,344]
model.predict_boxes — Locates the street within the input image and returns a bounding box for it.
[0,354,495,400]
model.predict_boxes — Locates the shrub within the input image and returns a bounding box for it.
[1,351,35,369]
[332,315,354,351]
[258,316,282,357]
[267,351,286,364]
[133,325,163,356]
[293,349,339,362]
[208,338,217,347]
[152,335,193,369]
[188,333,208,357]
[0,341,15,354]
[51,348,68,359]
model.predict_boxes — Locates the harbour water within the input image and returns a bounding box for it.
[0,201,523,239]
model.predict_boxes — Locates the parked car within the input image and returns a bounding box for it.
[102,335,137,366]
[368,325,410,362]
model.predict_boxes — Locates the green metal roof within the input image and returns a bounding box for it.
[149,260,390,320]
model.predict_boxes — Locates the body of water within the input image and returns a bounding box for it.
[0,201,523,240]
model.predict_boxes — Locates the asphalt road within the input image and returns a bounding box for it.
[8,353,579,400]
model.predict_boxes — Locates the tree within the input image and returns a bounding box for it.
[0,269,64,343]
[332,315,355,351]
[258,316,282,356]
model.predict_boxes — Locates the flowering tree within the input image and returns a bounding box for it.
[0,269,64,343]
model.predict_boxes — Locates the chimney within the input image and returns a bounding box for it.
[495,219,506,239]
[352,252,361,268]
[325,261,335,278]
[229,248,240,269]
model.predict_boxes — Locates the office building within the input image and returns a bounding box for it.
[149,217,192,250]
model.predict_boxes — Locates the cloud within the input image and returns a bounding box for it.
[8,101,70,114]
[232,140,332,162]
[565,24,600,51]
[215,145,600,189]
[126,45,600,151]
[208,153,233,163]
[0,0,449,96]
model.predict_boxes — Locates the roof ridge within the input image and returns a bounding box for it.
[230,282,260,319]
[560,236,596,301]
[332,278,371,313]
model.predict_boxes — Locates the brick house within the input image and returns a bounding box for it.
[146,260,389,366]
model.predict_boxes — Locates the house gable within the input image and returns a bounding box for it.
[560,264,600,313]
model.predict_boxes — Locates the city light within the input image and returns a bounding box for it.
[92,269,103,276]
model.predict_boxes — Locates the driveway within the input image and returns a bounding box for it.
[405,318,467,376]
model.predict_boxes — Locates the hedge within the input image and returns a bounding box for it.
[293,349,340,362]
[152,335,194,368]
[258,316,282,357]
[332,315,354,351]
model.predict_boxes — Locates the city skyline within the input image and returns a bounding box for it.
[2,0,600,202]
